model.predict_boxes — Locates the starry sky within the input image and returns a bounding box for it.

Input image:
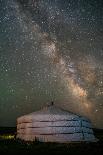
[0,0,103,128]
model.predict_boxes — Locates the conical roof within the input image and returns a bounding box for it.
[17,104,89,123]
[31,105,74,115]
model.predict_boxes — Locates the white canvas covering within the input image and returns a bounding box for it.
[17,105,96,142]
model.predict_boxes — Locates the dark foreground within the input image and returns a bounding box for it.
[0,140,103,155]
[0,127,103,154]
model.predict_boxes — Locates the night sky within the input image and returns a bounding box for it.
[0,0,103,128]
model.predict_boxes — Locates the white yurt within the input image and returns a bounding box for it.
[17,103,96,142]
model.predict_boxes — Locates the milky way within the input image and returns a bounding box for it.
[0,0,103,128]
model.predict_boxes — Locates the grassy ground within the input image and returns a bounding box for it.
[0,127,103,154]
[0,139,103,154]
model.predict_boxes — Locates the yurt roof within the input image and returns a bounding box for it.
[17,104,90,122]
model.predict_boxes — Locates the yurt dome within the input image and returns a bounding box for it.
[17,103,96,142]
